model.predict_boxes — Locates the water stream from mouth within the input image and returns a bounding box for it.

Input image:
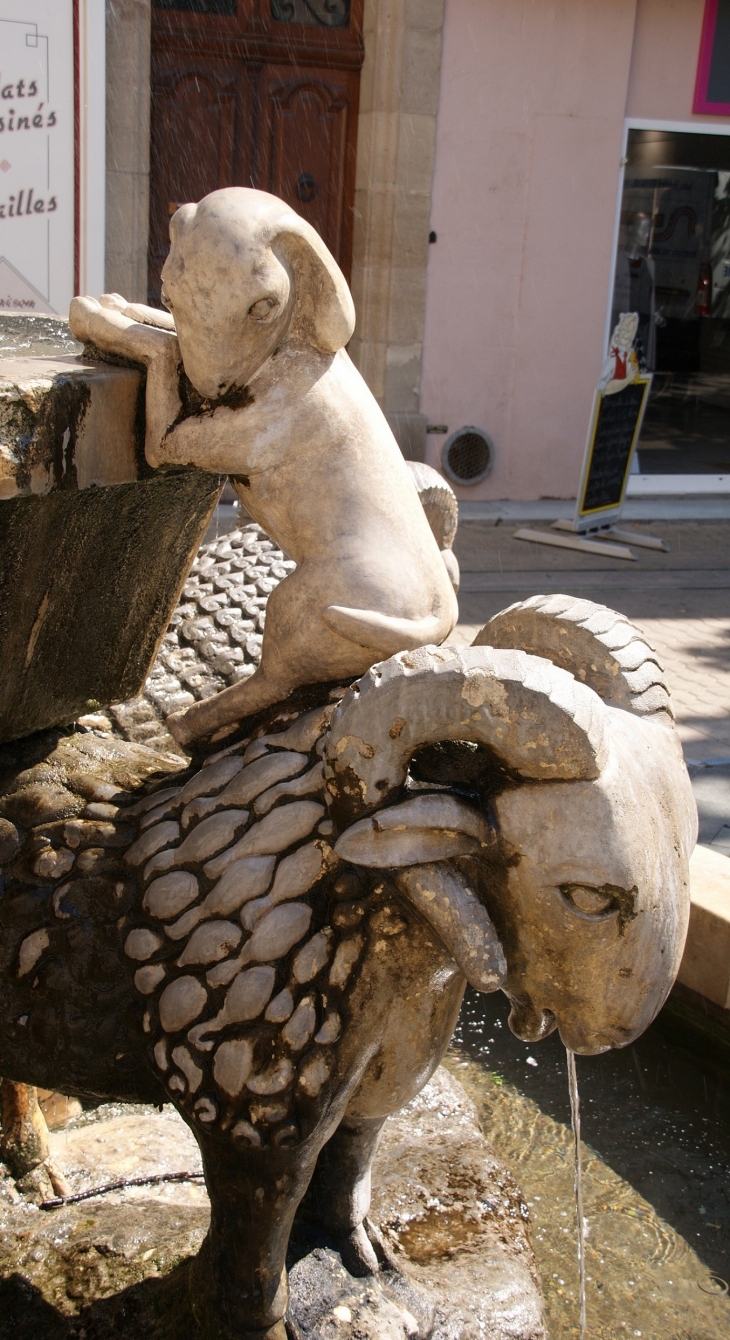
[449,986,730,1339]
[567,1049,587,1340]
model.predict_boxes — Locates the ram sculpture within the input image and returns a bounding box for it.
[0,592,695,1338]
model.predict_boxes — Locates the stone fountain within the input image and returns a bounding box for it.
[0,189,696,1339]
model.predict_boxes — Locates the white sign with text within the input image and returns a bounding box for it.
[0,3,75,315]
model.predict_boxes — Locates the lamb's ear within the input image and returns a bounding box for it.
[269,216,355,352]
[168,202,196,246]
[476,595,673,720]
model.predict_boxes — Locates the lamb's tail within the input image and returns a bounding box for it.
[323,603,452,655]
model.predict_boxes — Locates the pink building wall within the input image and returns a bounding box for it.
[420,0,722,500]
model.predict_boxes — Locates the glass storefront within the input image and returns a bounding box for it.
[614,129,730,474]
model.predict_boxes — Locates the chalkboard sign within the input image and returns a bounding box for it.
[575,376,651,527]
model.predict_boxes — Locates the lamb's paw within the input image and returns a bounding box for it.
[69,294,102,344]
[98,291,130,314]
[166,708,197,747]
[168,701,242,748]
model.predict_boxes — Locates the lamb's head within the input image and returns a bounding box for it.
[324,598,697,1057]
[161,187,355,399]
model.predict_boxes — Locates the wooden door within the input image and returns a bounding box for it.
[149,0,363,304]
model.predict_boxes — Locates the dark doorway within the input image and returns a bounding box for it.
[612,128,730,473]
[149,0,363,304]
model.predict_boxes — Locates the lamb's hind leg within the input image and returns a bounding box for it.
[166,564,375,745]
[298,1115,389,1277]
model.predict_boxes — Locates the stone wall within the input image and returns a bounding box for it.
[105,0,152,302]
[349,0,445,461]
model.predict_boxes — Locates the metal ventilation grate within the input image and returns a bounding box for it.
[442,427,494,486]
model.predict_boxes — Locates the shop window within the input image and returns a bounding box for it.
[612,129,730,474]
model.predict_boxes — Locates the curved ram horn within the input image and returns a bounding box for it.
[324,644,607,824]
[394,863,506,992]
[474,594,672,720]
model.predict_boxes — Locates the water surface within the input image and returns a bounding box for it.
[449,988,730,1339]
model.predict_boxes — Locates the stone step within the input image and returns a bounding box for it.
[678,843,730,1010]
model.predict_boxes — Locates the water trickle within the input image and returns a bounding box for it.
[567,1048,587,1340]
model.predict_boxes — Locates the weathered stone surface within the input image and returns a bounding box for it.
[0,356,141,498]
[0,1071,545,1338]
[288,1249,426,1339]
[0,471,221,742]
[371,1068,546,1339]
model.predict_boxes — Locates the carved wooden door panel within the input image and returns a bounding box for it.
[149,69,238,302]
[149,1,363,304]
[260,67,354,262]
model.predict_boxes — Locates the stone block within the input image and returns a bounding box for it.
[0,347,221,742]
[348,336,387,403]
[396,114,439,195]
[0,356,142,497]
[384,343,422,413]
[351,264,393,341]
[387,266,428,344]
[405,0,445,33]
[354,112,401,193]
[105,0,151,301]
[402,27,443,117]
[352,183,396,266]
[391,189,432,268]
[677,843,730,1009]
[105,168,151,301]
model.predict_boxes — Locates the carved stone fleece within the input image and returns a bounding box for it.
[115,699,387,1148]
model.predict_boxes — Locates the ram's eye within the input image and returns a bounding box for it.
[248,297,278,321]
[560,884,618,917]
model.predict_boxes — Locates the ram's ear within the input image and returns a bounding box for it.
[269,217,355,353]
[334,794,493,867]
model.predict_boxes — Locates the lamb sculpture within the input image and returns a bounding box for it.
[69,187,458,747]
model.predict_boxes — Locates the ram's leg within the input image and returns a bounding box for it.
[0,1080,70,1199]
[299,1115,389,1276]
[190,1133,321,1339]
[0,1080,48,1179]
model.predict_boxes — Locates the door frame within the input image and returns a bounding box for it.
[609,115,730,494]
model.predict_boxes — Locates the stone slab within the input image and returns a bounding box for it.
[371,1068,545,1340]
[0,1070,545,1339]
[677,844,730,1010]
[0,356,143,496]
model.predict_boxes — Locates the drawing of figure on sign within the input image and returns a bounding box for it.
[598,311,641,396]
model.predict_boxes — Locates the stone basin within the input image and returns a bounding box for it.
[0,316,221,743]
